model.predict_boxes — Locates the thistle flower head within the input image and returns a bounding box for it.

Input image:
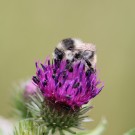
[33,59,103,109]
[12,80,37,119]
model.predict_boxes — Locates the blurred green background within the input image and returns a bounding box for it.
[0,0,135,135]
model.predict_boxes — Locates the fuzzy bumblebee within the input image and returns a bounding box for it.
[53,38,97,73]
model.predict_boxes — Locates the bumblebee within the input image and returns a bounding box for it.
[53,38,97,73]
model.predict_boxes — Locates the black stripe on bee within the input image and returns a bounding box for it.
[62,38,75,50]
[74,51,82,59]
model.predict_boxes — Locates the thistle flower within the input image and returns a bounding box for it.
[23,80,37,99]
[29,59,103,135]
[12,80,37,119]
